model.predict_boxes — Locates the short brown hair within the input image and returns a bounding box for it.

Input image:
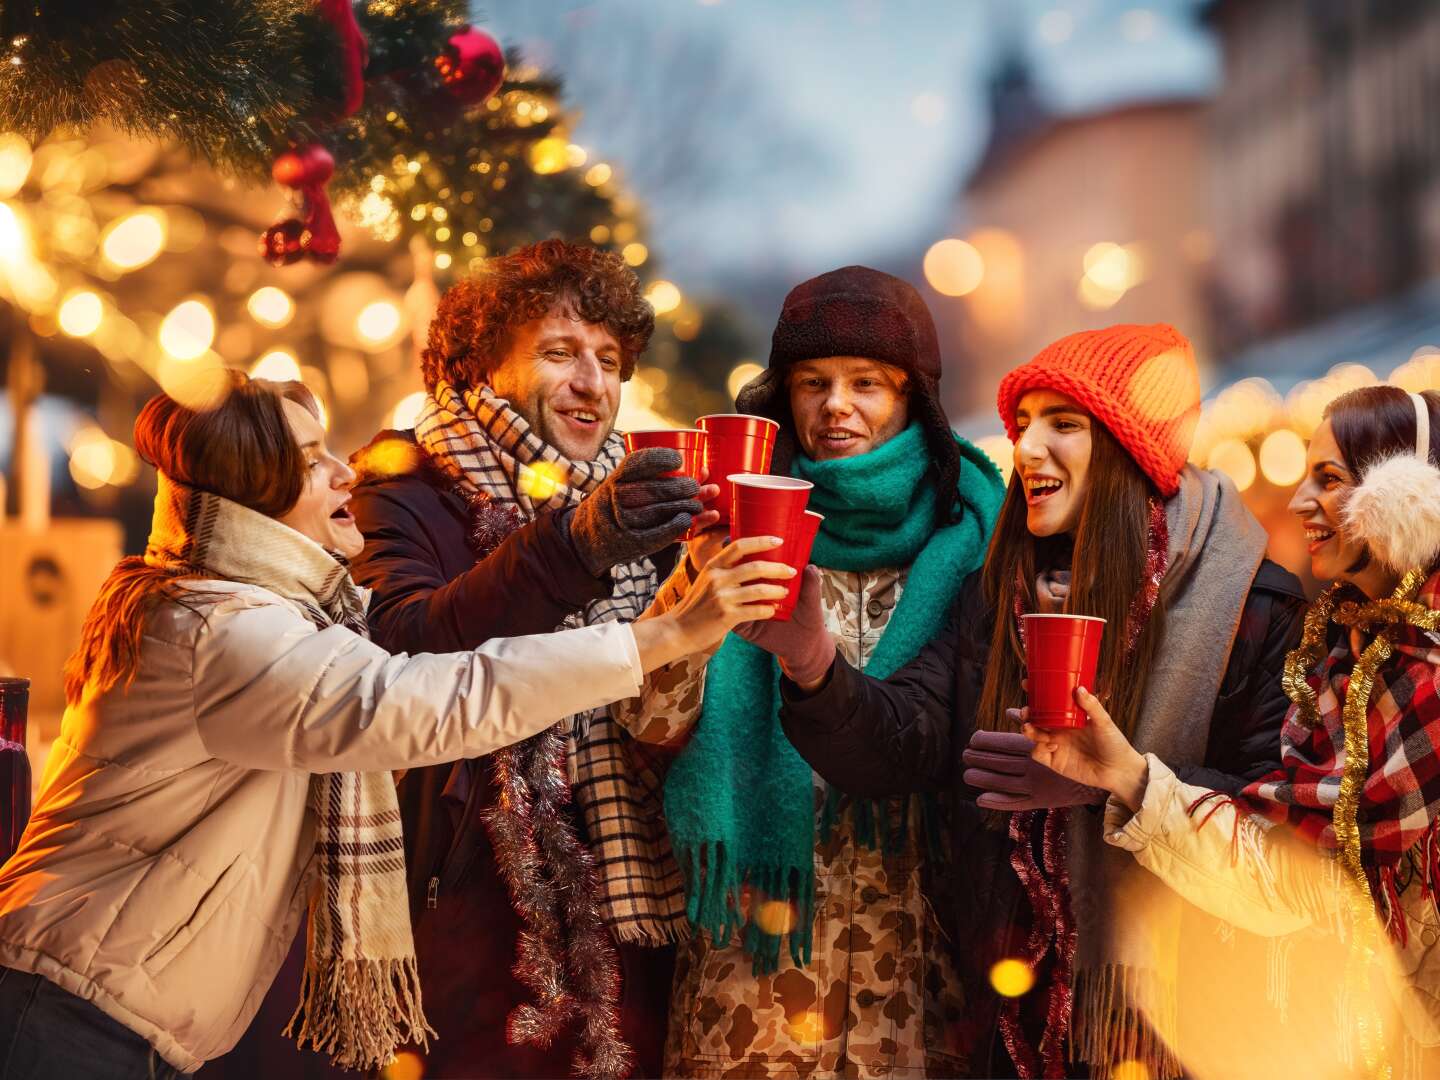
[420,239,654,391]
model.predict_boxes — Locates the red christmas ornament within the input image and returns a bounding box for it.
[262,143,341,266]
[433,27,505,107]
[318,0,366,120]
[257,0,365,266]
[259,219,306,266]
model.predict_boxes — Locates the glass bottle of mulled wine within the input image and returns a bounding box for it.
[0,677,31,866]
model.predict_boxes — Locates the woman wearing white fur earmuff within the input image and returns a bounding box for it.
[1027,384,1440,1070]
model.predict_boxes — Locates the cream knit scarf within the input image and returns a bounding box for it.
[144,473,431,1072]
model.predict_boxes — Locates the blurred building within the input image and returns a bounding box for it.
[1206,0,1440,365]
[932,52,1214,421]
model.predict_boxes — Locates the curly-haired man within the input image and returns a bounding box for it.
[346,240,715,1078]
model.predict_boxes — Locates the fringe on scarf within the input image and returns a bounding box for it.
[681,837,816,976]
[283,956,433,1072]
[1068,964,1183,1080]
[817,786,947,863]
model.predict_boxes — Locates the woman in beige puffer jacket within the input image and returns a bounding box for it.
[0,375,790,1079]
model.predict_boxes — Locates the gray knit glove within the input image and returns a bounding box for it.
[560,447,703,576]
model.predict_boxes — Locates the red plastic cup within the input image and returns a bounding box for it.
[697,414,779,526]
[730,474,812,546]
[772,510,823,621]
[730,474,812,615]
[1023,614,1106,728]
[624,428,707,538]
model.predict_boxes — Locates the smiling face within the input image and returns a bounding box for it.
[1287,418,1371,585]
[1013,388,1094,537]
[487,302,623,462]
[275,398,363,559]
[787,356,910,461]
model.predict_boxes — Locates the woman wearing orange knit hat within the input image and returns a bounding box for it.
[753,323,1306,1078]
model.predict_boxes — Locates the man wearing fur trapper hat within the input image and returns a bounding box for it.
[611,265,1006,1076]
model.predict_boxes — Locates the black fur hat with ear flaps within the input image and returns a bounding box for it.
[734,265,963,523]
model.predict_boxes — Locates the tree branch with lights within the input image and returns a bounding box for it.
[0,0,648,274]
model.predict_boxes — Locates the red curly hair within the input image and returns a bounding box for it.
[421,239,655,391]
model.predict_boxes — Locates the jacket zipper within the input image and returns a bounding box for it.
[426,875,439,909]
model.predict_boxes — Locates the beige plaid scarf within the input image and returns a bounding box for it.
[144,474,431,1071]
[415,382,688,944]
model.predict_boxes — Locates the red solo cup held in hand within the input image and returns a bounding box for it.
[697,414,779,525]
[772,510,823,621]
[624,428,708,539]
[622,428,707,478]
[729,474,812,556]
[1023,614,1105,728]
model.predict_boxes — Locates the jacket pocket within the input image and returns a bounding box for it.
[143,854,250,976]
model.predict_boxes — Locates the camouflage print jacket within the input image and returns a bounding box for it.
[614,561,968,1079]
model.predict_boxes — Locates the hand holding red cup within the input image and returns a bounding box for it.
[1021,614,1105,728]
[729,474,813,621]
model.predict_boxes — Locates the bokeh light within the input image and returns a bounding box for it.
[528,136,570,174]
[924,238,984,297]
[753,900,796,936]
[727,361,764,401]
[247,286,294,329]
[519,460,567,502]
[100,209,166,272]
[250,349,302,383]
[57,289,103,337]
[389,390,428,430]
[1112,1060,1152,1080]
[990,958,1035,998]
[355,299,403,348]
[645,280,682,315]
[1258,428,1307,487]
[159,299,215,360]
[1208,438,1257,492]
[68,427,127,489]
[0,134,33,197]
[621,242,648,267]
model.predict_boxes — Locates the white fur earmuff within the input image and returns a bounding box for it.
[1340,452,1440,572]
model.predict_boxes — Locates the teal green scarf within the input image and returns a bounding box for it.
[663,423,1003,971]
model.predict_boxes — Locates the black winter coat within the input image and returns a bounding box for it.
[347,431,677,1078]
[777,559,1306,1077]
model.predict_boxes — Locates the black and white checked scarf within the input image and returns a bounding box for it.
[144,474,431,1072]
[414,382,656,638]
[414,383,684,1065]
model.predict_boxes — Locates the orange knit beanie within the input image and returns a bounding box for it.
[996,323,1201,498]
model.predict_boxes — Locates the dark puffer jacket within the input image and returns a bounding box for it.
[347,430,677,1078]
[777,559,1306,1076]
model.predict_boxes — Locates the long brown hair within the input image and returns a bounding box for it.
[63,372,318,705]
[976,420,1167,741]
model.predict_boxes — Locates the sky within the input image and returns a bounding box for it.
[484,0,1219,291]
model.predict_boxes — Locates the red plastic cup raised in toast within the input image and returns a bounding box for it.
[623,427,707,537]
[1022,614,1105,728]
[696,414,779,526]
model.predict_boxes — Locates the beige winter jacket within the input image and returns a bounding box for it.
[0,580,643,1072]
[1107,754,1440,1053]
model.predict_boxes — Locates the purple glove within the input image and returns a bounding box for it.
[961,724,1106,811]
[735,565,835,688]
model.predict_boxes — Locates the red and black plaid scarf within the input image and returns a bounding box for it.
[1241,568,1440,937]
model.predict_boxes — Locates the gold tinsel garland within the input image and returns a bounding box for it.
[1280,567,1439,1079]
